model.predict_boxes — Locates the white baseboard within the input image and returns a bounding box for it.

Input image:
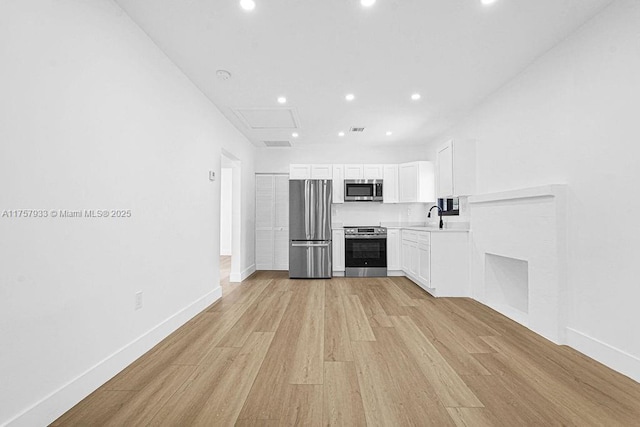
[387,270,405,277]
[230,264,256,283]
[566,327,640,383]
[6,287,222,427]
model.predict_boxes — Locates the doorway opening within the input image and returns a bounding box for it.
[220,150,242,294]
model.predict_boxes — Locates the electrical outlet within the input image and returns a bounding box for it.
[135,291,143,310]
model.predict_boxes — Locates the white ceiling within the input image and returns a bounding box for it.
[114,0,613,149]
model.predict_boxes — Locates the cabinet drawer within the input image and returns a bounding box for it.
[417,232,430,246]
[401,230,419,242]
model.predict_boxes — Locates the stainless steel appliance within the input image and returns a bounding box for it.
[344,226,387,277]
[344,180,383,202]
[289,179,332,279]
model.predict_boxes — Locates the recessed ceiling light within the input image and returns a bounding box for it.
[345,94,355,101]
[277,96,287,104]
[386,131,393,136]
[481,0,497,6]
[411,93,421,100]
[338,131,345,137]
[361,0,376,7]
[240,0,255,11]
[292,132,299,138]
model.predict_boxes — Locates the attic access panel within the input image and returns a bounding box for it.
[233,107,301,129]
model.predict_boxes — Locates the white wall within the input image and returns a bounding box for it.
[428,0,640,380]
[0,0,255,425]
[219,168,233,256]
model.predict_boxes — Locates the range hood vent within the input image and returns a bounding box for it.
[263,140,292,147]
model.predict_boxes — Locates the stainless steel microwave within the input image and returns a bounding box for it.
[344,180,383,202]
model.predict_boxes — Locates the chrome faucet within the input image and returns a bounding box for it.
[428,205,444,229]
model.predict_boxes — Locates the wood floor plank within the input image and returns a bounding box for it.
[172,303,249,365]
[367,285,409,316]
[390,315,484,408]
[255,290,292,332]
[468,352,580,426]
[52,390,136,426]
[414,298,495,354]
[353,327,457,426]
[407,305,492,376]
[103,364,197,426]
[323,362,367,426]
[324,280,354,361]
[446,406,509,427]
[289,280,325,384]
[237,285,310,420]
[480,335,640,425]
[217,291,285,347]
[359,289,394,328]
[147,347,240,426]
[391,275,432,300]
[191,332,275,426]
[382,278,420,307]
[343,294,376,341]
[279,384,323,427]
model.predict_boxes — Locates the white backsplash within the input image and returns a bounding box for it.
[332,202,429,226]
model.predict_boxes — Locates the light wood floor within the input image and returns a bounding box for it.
[54,270,640,426]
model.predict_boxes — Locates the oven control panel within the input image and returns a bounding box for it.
[344,226,387,238]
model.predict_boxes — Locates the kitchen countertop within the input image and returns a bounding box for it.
[331,222,469,232]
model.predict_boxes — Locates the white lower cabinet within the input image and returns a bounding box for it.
[400,229,469,297]
[386,229,401,271]
[332,229,345,273]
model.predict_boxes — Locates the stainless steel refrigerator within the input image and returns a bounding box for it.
[289,179,332,279]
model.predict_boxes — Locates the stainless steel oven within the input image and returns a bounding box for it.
[344,226,387,277]
[344,180,383,202]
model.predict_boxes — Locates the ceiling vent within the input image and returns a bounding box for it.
[350,127,365,132]
[263,140,292,148]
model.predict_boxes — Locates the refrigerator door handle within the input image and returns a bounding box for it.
[291,242,331,248]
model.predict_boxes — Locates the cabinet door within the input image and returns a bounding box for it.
[401,240,411,274]
[344,164,364,180]
[332,229,345,272]
[363,164,384,179]
[289,164,311,179]
[399,162,418,202]
[387,229,401,270]
[332,164,344,203]
[437,141,454,198]
[256,175,275,229]
[311,164,333,179]
[383,164,398,203]
[418,243,430,288]
[409,242,419,277]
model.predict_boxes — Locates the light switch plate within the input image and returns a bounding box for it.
[209,171,215,181]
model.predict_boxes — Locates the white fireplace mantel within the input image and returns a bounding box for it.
[469,184,568,344]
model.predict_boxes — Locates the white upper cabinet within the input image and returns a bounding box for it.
[289,164,334,180]
[332,164,344,203]
[437,139,476,198]
[383,164,398,203]
[363,164,384,179]
[289,164,311,179]
[398,161,435,203]
[311,164,333,179]
[344,164,364,180]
